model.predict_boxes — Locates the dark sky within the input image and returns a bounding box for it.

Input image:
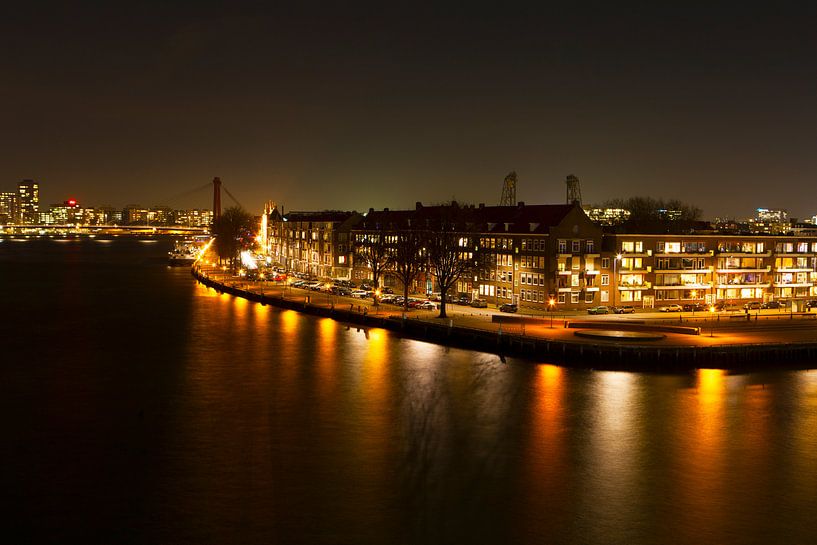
[2,3,815,219]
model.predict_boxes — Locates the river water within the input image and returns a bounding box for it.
[2,238,817,544]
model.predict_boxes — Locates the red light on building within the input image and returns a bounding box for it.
[67,199,77,207]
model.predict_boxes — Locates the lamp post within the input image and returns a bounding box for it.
[709,305,715,337]
[613,253,622,310]
[691,289,697,316]
[549,298,556,328]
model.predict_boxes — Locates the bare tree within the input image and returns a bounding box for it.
[212,206,256,272]
[392,230,426,312]
[425,229,477,319]
[354,231,393,305]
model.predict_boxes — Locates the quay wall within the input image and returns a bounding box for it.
[192,268,817,371]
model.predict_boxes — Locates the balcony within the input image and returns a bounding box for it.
[775,267,812,273]
[653,283,712,290]
[653,267,711,274]
[654,250,711,257]
[715,267,771,273]
[716,283,771,289]
[774,282,813,288]
[716,250,772,257]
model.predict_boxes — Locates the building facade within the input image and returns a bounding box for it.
[17,179,39,224]
[265,207,361,279]
[258,197,817,311]
[0,192,18,224]
[604,234,817,311]
[350,202,604,311]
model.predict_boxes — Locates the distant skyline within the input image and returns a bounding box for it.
[2,4,815,218]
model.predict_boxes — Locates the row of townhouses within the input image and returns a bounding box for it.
[261,201,817,311]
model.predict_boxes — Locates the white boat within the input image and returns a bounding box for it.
[168,238,205,266]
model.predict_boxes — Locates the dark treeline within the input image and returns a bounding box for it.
[601,197,706,234]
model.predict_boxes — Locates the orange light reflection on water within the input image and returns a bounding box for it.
[279,310,299,337]
[315,318,338,397]
[674,368,728,542]
[793,371,817,494]
[580,371,641,541]
[520,363,567,534]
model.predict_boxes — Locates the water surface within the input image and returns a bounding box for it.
[2,239,816,544]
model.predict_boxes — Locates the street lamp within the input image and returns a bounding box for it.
[548,297,556,328]
[613,253,623,310]
[709,305,715,337]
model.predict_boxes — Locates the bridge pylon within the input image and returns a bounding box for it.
[213,177,222,221]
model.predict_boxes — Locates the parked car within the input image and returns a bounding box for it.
[417,301,437,310]
[659,304,683,312]
[350,289,369,298]
[587,306,610,315]
[743,301,762,310]
[470,299,488,308]
[806,300,817,309]
[682,303,707,312]
[455,295,471,305]
[614,305,635,314]
[499,303,518,313]
[381,287,394,294]
[762,301,783,309]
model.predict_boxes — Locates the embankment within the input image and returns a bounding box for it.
[192,268,817,371]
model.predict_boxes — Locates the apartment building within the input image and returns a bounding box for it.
[265,207,362,279]
[604,235,817,311]
[351,202,604,311]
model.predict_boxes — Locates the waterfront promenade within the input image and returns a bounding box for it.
[193,265,817,369]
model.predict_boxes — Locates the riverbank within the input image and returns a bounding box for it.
[192,266,817,371]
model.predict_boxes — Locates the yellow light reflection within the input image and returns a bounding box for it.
[794,370,817,496]
[674,368,727,542]
[315,318,338,396]
[194,282,221,298]
[580,371,640,540]
[279,310,299,337]
[359,328,390,451]
[525,364,565,489]
[519,363,567,536]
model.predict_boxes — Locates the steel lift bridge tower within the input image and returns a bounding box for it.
[499,171,518,206]
[565,174,582,205]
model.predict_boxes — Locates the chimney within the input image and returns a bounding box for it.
[384,207,389,212]
[517,201,525,207]
[478,203,485,208]
[415,201,423,210]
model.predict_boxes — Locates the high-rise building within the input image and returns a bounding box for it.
[0,192,18,224]
[49,199,81,224]
[17,179,39,224]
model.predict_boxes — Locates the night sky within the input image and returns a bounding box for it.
[2,3,815,219]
